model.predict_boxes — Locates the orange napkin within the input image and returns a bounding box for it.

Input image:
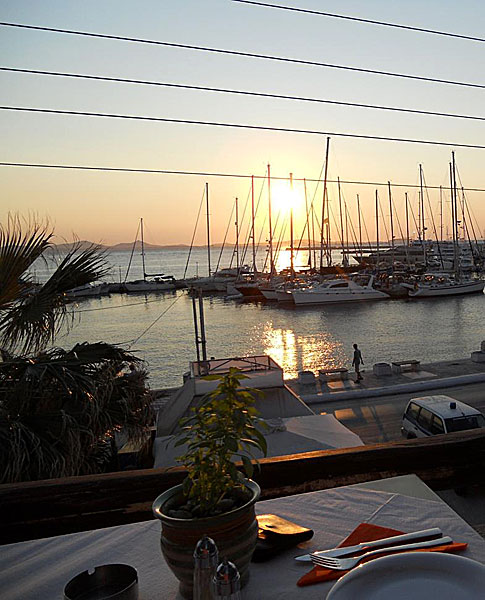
[297,522,468,587]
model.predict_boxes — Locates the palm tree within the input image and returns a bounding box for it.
[0,214,109,354]
[0,216,153,483]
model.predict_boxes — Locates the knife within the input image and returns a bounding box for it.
[294,527,443,562]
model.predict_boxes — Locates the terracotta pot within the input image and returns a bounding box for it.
[152,480,260,599]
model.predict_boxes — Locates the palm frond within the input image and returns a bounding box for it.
[0,238,110,354]
[0,214,52,310]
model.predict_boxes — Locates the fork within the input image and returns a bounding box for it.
[311,536,452,570]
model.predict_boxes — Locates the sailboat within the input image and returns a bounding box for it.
[124,218,176,292]
[406,154,484,298]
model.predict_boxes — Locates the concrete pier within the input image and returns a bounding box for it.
[288,356,485,404]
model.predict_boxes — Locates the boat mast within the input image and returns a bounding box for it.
[304,178,312,270]
[140,217,147,280]
[357,194,363,260]
[251,175,257,277]
[388,182,395,270]
[375,190,380,274]
[451,152,459,277]
[235,196,239,272]
[310,180,317,269]
[338,177,345,266]
[405,192,410,247]
[344,202,349,267]
[419,164,426,264]
[439,185,443,242]
[268,164,274,275]
[205,182,211,277]
[290,172,295,277]
[320,137,330,271]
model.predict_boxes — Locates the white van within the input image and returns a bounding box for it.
[401,395,485,439]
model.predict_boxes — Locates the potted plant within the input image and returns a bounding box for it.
[152,368,267,599]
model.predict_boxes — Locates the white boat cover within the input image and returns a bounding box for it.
[155,381,313,437]
[153,413,363,468]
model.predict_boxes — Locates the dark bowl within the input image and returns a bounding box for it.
[64,563,138,600]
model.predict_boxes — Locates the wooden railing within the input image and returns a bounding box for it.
[2,429,485,545]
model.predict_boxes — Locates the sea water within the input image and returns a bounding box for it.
[34,246,485,389]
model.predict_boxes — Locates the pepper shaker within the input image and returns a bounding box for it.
[213,558,241,600]
[193,535,219,600]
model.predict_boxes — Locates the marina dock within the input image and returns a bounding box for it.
[287,354,485,404]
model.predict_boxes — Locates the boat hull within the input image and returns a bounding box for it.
[409,280,485,297]
[234,284,265,299]
[125,281,175,292]
[259,288,278,300]
[275,290,294,302]
[66,283,110,298]
[292,290,388,305]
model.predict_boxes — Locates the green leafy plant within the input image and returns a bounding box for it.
[174,368,267,517]
[0,216,153,483]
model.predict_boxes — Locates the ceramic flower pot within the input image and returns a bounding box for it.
[152,480,260,599]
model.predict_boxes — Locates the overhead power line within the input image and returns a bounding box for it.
[2,105,484,149]
[232,1,485,44]
[1,161,485,193]
[1,21,484,90]
[3,66,485,123]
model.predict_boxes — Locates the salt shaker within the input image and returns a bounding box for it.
[213,558,241,600]
[193,535,219,600]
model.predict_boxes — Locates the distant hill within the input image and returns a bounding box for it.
[110,241,190,251]
[51,240,231,251]
[51,240,193,252]
[48,240,109,252]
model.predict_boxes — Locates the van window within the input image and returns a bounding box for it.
[429,415,445,435]
[406,402,420,422]
[445,414,485,433]
[417,407,433,431]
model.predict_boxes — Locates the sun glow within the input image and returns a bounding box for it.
[271,179,301,214]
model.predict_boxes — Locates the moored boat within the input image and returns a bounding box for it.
[66,282,110,298]
[403,274,485,297]
[292,274,388,305]
[124,276,176,292]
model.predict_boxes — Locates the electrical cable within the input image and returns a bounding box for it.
[3,67,484,122]
[75,295,176,313]
[1,21,484,90]
[2,105,484,149]
[2,160,485,192]
[232,1,485,44]
[128,293,183,348]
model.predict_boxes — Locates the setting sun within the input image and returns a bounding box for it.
[271,179,301,214]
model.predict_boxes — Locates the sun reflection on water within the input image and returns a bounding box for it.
[259,324,347,379]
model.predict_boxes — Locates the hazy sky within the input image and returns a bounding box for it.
[1,0,485,245]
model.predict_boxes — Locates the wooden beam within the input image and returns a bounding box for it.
[1,429,484,545]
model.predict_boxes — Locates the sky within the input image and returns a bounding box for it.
[1,0,485,246]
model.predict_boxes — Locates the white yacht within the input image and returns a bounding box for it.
[292,274,388,305]
[430,241,475,272]
[405,273,485,297]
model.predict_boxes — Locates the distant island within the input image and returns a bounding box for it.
[51,240,207,252]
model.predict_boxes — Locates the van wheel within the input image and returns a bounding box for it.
[407,433,417,440]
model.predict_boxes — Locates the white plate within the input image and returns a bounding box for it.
[326,552,485,600]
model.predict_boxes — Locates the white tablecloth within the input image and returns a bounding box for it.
[2,483,485,599]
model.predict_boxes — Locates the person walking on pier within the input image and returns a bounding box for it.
[352,343,364,382]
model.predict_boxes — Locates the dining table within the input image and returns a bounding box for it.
[1,474,485,599]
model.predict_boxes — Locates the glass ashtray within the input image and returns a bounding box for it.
[64,563,138,600]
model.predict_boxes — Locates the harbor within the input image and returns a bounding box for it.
[54,254,485,389]
[3,2,485,597]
